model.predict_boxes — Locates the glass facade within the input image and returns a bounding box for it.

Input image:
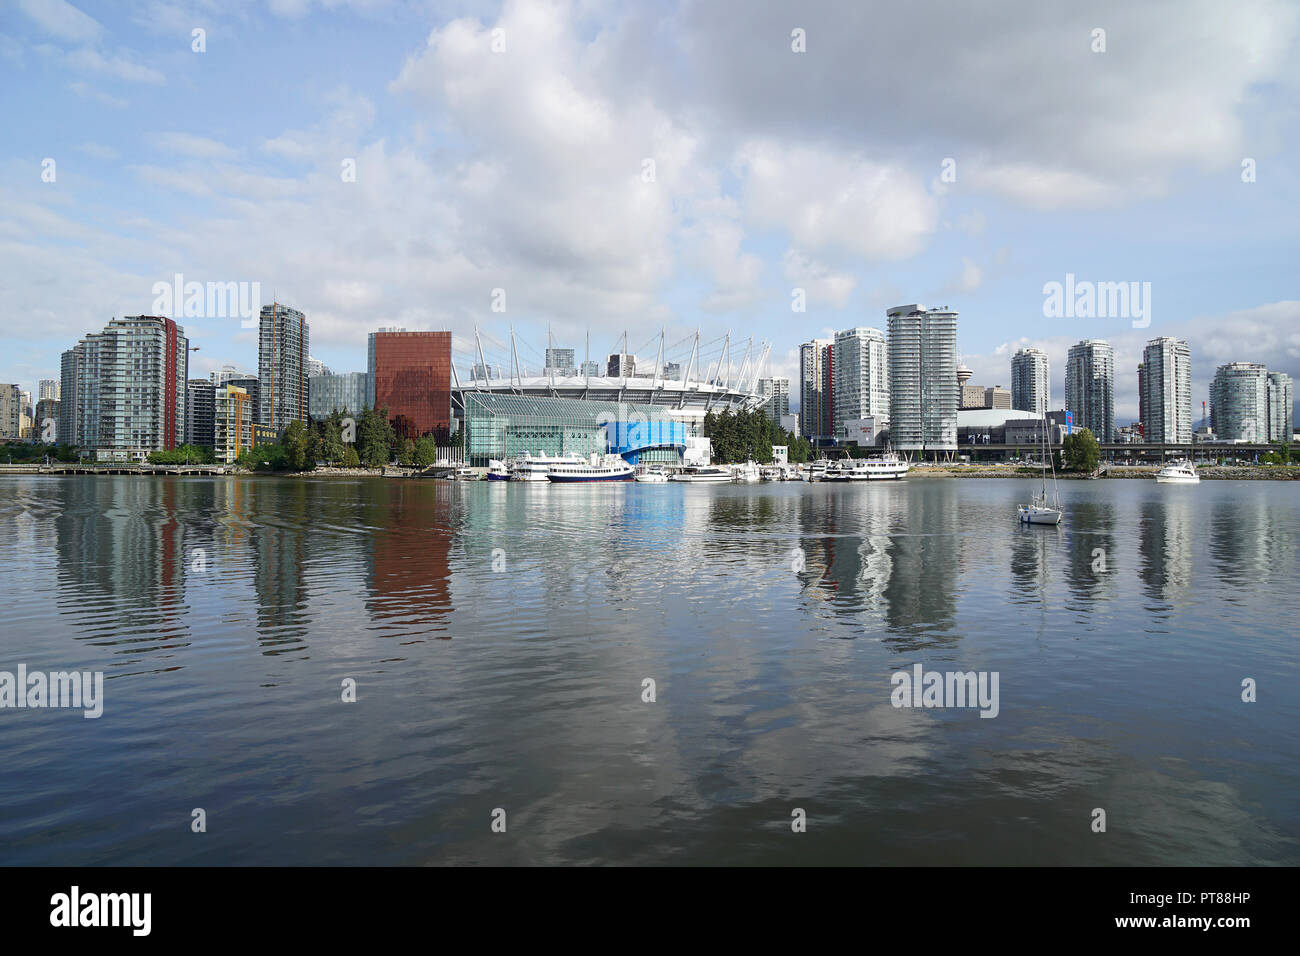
[1065,339,1115,443]
[61,315,189,457]
[309,372,369,421]
[368,331,452,441]
[1011,347,1050,415]
[1140,337,1191,443]
[888,305,958,451]
[1267,372,1293,442]
[832,328,888,436]
[1210,362,1268,442]
[462,393,689,466]
[259,302,309,434]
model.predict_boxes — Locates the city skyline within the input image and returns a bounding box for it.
[3,1,1299,427]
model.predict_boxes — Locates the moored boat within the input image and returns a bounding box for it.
[546,453,635,482]
[1155,460,1200,484]
[669,466,733,483]
[511,452,587,481]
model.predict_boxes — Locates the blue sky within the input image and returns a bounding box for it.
[3,0,1298,422]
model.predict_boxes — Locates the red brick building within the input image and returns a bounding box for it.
[366,330,452,442]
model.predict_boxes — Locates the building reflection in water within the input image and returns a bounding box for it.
[54,477,194,661]
[365,481,454,640]
[1064,498,1116,603]
[251,480,312,656]
[790,482,960,648]
[1207,492,1274,595]
[1138,493,1195,607]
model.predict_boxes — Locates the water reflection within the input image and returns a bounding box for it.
[365,482,454,641]
[6,474,1295,866]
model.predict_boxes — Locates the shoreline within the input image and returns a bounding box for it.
[2,464,1298,481]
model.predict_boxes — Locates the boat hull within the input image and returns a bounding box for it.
[1018,507,1062,525]
[547,473,634,482]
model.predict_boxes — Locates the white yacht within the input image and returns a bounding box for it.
[842,452,910,481]
[1018,412,1062,525]
[1155,460,1200,484]
[546,453,635,483]
[732,461,761,482]
[670,466,733,483]
[633,464,669,483]
[486,459,511,481]
[511,452,586,481]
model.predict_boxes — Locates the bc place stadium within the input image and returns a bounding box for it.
[448,328,776,467]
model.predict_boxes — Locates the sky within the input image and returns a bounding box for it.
[3,0,1299,423]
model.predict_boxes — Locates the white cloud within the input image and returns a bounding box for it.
[738,141,939,261]
[149,132,239,159]
[16,0,102,44]
[65,47,166,84]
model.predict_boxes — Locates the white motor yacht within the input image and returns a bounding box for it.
[1155,460,1200,484]
[633,464,669,483]
[669,466,733,483]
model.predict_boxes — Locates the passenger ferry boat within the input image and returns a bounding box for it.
[511,452,587,481]
[669,466,733,483]
[546,453,635,482]
[1155,460,1200,484]
[842,451,910,481]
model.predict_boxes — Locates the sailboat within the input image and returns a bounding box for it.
[1018,411,1062,525]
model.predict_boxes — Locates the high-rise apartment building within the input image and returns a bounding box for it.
[213,384,253,463]
[186,378,217,448]
[606,353,637,378]
[1267,372,1294,442]
[1065,339,1115,443]
[258,302,309,435]
[544,347,576,377]
[1010,347,1050,415]
[1210,363,1268,442]
[367,330,453,441]
[832,327,889,438]
[34,398,59,442]
[756,377,792,426]
[1140,337,1191,443]
[0,385,20,440]
[887,304,958,453]
[39,379,60,402]
[59,315,189,458]
[798,338,833,441]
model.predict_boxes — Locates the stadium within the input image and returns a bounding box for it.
[450,328,773,466]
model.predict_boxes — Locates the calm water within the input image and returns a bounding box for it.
[0,475,1296,866]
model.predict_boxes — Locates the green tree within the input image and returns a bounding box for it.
[282,420,313,471]
[1062,428,1100,473]
[342,445,360,467]
[357,406,394,467]
[414,435,438,467]
[398,437,415,465]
